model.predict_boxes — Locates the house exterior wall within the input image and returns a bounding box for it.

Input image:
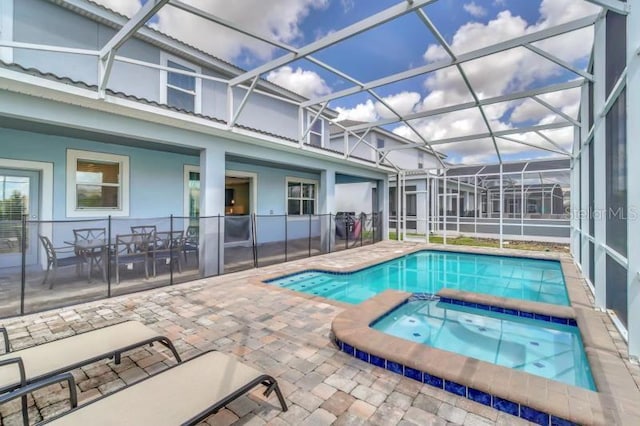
[0,126,199,219]
[11,0,318,143]
[328,133,376,161]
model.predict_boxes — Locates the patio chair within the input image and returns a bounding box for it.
[0,320,181,396]
[150,230,184,276]
[37,350,287,425]
[112,233,152,284]
[183,225,199,264]
[72,227,107,282]
[39,235,85,289]
[130,225,157,237]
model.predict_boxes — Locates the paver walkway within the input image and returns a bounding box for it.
[0,241,637,425]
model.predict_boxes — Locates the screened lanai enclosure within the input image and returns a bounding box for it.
[392,159,571,243]
[0,0,638,360]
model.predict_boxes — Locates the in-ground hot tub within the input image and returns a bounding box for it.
[331,290,640,425]
[371,297,594,390]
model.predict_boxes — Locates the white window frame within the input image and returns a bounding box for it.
[183,164,200,218]
[285,177,318,216]
[66,149,130,217]
[0,0,14,63]
[159,52,202,114]
[307,115,324,147]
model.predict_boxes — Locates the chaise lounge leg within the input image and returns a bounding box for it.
[114,352,121,364]
[262,377,288,412]
[159,338,182,363]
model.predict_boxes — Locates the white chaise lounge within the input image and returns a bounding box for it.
[0,321,181,395]
[2,350,287,425]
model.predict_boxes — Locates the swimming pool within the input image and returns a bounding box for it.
[267,251,569,305]
[372,299,594,390]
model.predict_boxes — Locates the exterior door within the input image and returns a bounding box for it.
[0,169,40,268]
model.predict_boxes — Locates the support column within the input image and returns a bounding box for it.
[319,168,335,252]
[378,177,390,241]
[499,164,504,248]
[593,15,607,310]
[626,4,640,360]
[200,146,225,277]
[425,174,430,243]
[579,84,591,280]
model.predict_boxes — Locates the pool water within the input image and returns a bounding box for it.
[372,300,595,390]
[268,251,569,305]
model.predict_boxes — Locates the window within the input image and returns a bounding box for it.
[160,53,202,113]
[286,178,317,215]
[66,150,129,217]
[418,151,424,169]
[307,116,323,147]
[376,138,384,161]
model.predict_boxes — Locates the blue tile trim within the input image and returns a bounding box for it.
[534,313,551,322]
[355,349,369,363]
[493,397,519,416]
[467,387,492,406]
[342,343,355,356]
[445,380,467,397]
[369,354,386,368]
[386,360,404,375]
[551,415,577,426]
[423,372,444,389]
[404,366,423,381]
[521,405,550,425]
[336,341,575,426]
[438,296,577,327]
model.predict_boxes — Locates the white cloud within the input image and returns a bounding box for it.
[335,91,421,122]
[509,87,581,123]
[95,0,328,62]
[463,2,487,18]
[375,92,421,119]
[336,100,378,122]
[266,66,331,98]
[94,0,141,17]
[393,0,598,163]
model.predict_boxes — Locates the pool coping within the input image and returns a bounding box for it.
[331,290,640,425]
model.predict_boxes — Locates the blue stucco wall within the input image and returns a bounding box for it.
[0,127,199,219]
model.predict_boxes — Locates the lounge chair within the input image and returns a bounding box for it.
[25,350,287,425]
[0,321,181,394]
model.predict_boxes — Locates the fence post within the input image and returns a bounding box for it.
[20,214,27,315]
[107,215,112,298]
[252,214,258,268]
[360,213,364,247]
[308,214,312,257]
[284,215,288,262]
[372,212,376,243]
[345,215,349,250]
[169,214,174,286]
[217,215,221,275]
[329,214,332,253]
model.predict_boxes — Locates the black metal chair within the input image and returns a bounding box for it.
[39,235,85,289]
[112,233,152,284]
[150,230,184,276]
[183,225,199,265]
[72,227,107,282]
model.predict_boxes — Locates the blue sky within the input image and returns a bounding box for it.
[99,0,599,164]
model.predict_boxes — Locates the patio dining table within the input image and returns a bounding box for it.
[64,239,109,283]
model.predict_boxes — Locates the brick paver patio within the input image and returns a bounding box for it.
[0,241,637,425]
